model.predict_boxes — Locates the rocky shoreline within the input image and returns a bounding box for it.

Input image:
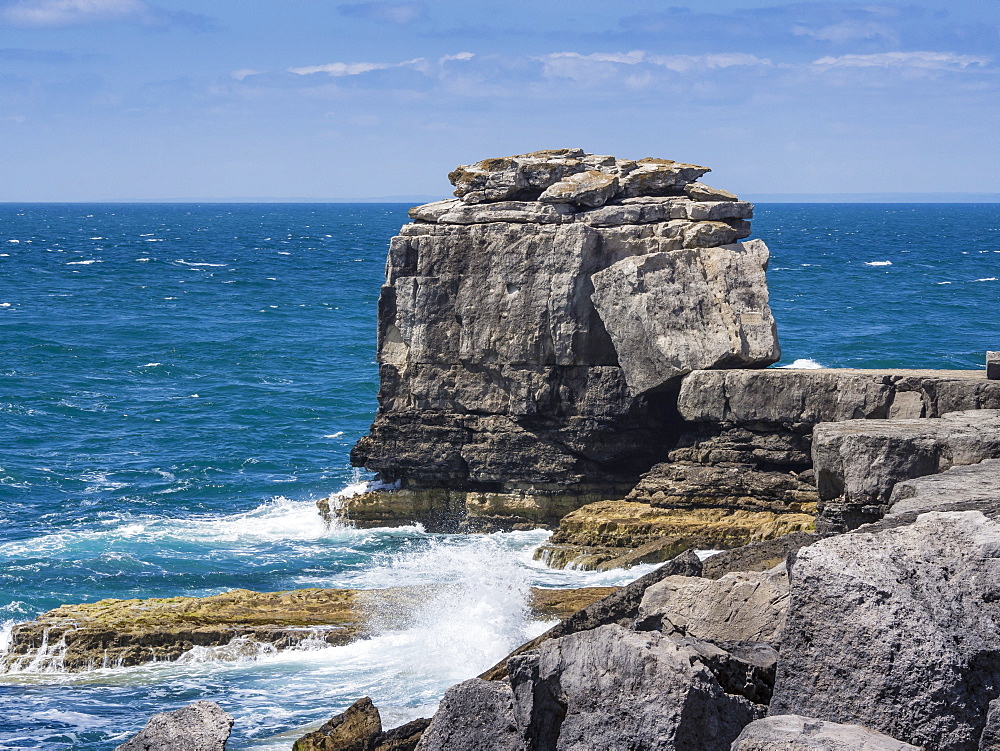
[17,150,1000,750]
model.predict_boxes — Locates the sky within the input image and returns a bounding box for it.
[1,0,998,201]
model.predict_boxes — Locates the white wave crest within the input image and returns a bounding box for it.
[779,358,825,369]
[865,261,892,267]
[66,259,101,265]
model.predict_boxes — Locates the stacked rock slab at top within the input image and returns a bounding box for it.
[346,150,780,530]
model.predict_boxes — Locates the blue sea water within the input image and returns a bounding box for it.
[0,202,997,749]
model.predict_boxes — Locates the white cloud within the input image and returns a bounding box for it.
[438,52,474,64]
[3,0,145,25]
[289,57,426,77]
[230,69,261,81]
[539,50,772,84]
[1,0,213,28]
[813,51,991,70]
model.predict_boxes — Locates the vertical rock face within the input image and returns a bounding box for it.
[348,150,778,529]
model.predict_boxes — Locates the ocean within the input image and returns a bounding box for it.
[0,202,997,749]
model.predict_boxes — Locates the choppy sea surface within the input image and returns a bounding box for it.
[1,202,997,749]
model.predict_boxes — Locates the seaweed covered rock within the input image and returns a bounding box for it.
[346,150,775,530]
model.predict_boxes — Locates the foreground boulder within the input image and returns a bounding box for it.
[635,563,789,643]
[887,459,1000,518]
[733,715,920,751]
[812,409,1000,529]
[346,149,774,530]
[420,625,763,751]
[770,510,1000,750]
[115,701,233,751]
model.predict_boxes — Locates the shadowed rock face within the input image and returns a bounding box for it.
[349,150,777,529]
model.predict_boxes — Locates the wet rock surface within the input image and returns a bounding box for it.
[293,697,430,751]
[533,499,813,571]
[115,701,234,751]
[1,585,613,673]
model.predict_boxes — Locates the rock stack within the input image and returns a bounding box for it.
[344,149,779,530]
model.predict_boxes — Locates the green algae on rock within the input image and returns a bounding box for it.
[0,585,617,674]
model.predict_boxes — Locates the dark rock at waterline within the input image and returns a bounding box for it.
[293,697,382,751]
[115,701,233,751]
[293,698,431,751]
[733,715,921,751]
[422,625,765,751]
[769,509,1000,750]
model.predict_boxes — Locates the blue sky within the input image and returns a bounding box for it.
[1,0,997,200]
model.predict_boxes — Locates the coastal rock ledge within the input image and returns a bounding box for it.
[340,149,779,531]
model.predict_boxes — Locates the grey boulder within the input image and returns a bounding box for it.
[635,563,789,643]
[591,239,779,395]
[415,679,523,751]
[769,510,1000,751]
[115,701,233,751]
[508,625,763,751]
[888,459,1000,517]
[732,715,920,751]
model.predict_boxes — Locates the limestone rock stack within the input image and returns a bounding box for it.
[346,149,779,529]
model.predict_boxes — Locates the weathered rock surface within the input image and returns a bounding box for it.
[669,368,1000,534]
[533,499,813,570]
[415,679,522,751]
[887,459,1000,517]
[349,151,772,529]
[813,409,1000,529]
[591,240,779,395]
[700,532,821,579]
[0,585,612,673]
[769,510,1000,750]
[115,701,233,751]
[430,625,763,751]
[635,563,789,643]
[293,697,430,751]
[733,715,920,751]
[508,626,763,751]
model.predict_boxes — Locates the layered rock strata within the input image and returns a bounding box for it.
[0,585,612,673]
[419,473,1000,751]
[346,149,778,530]
[813,409,1000,529]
